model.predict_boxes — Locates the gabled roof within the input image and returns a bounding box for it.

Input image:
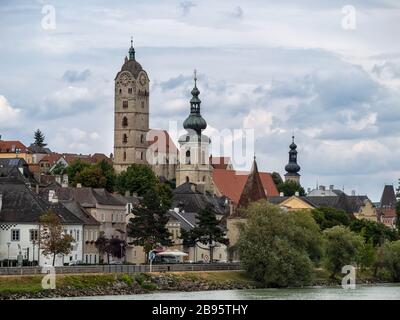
[0,140,28,153]
[172,182,229,215]
[167,210,197,232]
[237,159,267,208]
[28,144,52,154]
[0,180,82,225]
[213,168,278,204]
[62,201,100,226]
[39,153,62,165]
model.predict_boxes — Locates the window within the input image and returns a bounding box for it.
[77,230,80,242]
[141,101,144,108]
[11,229,20,241]
[140,152,143,160]
[122,117,128,127]
[119,89,122,94]
[123,151,126,161]
[140,134,144,143]
[102,213,105,222]
[29,229,39,242]
[94,255,97,264]
[123,134,128,143]
[123,100,128,108]
[128,88,132,94]
[186,136,190,142]
[186,176,189,183]
[202,176,206,182]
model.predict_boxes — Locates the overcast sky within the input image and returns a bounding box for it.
[1,0,400,201]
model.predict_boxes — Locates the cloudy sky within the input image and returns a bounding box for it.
[1,0,400,200]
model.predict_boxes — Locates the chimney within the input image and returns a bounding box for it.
[295,191,299,197]
[174,207,179,213]
[0,193,2,212]
[62,174,69,188]
[279,192,284,197]
[76,183,82,188]
[48,190,58,203]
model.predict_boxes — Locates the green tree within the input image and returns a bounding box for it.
[127,187,172,259]
[277,180,305,196]
[66,159,91,186]
[39,211,75,266]
[349,219,398,246]
[96,160,116,192]
[396,200,400,230]
[95,232,111,264]
[238,201,322,287]
[271,172,283,187]
[376,240,400,281]
[358,240,377,271]
[181,205,229,262]
[312,207,351,230]
[116,164,158,196]
[323,225,364,278]
[33,129,47,147]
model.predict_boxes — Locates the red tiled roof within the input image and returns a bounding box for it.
[213,168,279,204]
[148,129,178,154]
[0,140,28,153]
[39,153,62,165]
[60,153,111,165]
[209,156,231,169]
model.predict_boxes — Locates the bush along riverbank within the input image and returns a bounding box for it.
[0,271,257,300]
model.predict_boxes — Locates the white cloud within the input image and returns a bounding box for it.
[0,95,21,128]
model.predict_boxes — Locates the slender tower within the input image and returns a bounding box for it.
[113,39,150,174]
[284,135,301,183]
[176,70,213,193]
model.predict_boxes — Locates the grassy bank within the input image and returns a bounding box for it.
[0,269,389,299]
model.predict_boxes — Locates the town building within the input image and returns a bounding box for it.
[376,185,397,228]
[0,139,32,164]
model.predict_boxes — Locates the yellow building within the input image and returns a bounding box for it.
[0,140,32,163]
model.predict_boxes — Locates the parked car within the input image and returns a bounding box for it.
[68,260,84,266]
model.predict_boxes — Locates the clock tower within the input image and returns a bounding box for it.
[113,39,150,174]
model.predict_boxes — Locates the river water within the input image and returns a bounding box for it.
[55,284,400,300]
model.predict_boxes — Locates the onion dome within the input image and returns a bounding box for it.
[182,70,207,135]
[285,135,301,174]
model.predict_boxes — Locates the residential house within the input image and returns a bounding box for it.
[376,185,398,228]
[0,140,32,164]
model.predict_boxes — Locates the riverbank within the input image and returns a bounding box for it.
[0,269,389,300]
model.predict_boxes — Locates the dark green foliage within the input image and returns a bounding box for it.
[277,180,305,196]
[376,240,400,281]
[94,232,126,263]
[322,226,364,278]
[51,162,66,175]
[116,164,158,196]
[271,172,283,187]
[349,219,398,246]
[127,187,172,256]
[33,129,47,147]
[238,201,322,287]
[181,205,228,262]
[312,207,351,230]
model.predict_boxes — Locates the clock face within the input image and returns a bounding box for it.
[119,73,131,86]
[139,73,147,86]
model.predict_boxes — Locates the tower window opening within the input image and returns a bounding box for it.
[122,117,128,127]
[128,88,132,94]
[123,134,128,143]
[119,89,122,94]
[123,151,126,161]
[140,152,143,160]
[141,101,144,108]
[140,134,144,144]
[186,176,189,183]
[123,101,128,108]
[185,150,191,165]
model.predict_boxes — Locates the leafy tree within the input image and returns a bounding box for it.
[33,129,47,147]
[271,172,283,187]
[376,240,400,281]
[181,205,229,262]
[116,164,158,196]
[238,201,322,287]
[127,187,172,259]
[277,180,305,196]
[39,211,74,266]
[312,207,351,230]
[96,160,116,192]
[51,162,66,175]
[75,166,107,189]
[95,232,127,263]
[358,240,377,271]
[95,232,111,264]
[349,219,398,246]
[322,226,364,278]
[396,200,400,230]
[66,159,91,186]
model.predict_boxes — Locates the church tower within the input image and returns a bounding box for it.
[113,39,150,174]
[284,135,301,183]
[176,71,213,193]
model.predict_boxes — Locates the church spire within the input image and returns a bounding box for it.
[284,135,301,183]
[129,36,135,60]
[183,70,207,135]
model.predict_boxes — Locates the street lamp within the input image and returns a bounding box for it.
[6,242,11,267]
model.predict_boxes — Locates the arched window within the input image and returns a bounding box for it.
[202,176,206,182]
[140,134,144,144]
[123,151,126,161]
[186,136,190,142]
[140,152,143,160]
[186,176,189,183]
[128,88,132,94]
[119,89,122,94]
[122,117,128,127]
[185,150,191,164]
[123,134,128,143]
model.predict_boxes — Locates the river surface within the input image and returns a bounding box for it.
[54,284,400,300]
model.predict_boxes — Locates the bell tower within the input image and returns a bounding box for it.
[284,135,301,183]
[113,38,150,174]
[176,70,213,193]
